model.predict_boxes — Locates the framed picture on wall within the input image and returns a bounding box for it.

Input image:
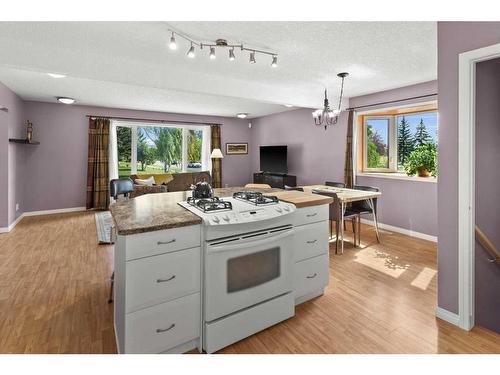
[226,143,248,155]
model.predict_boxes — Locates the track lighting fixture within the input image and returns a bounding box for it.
[167,28,278,68]
[169,32,177,50]
[187,43,195,58]
[271,55,278,68]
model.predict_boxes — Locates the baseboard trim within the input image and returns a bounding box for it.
[0,213,25,233]
[436,306,460,326]
[0,207,87,233]
[23,206,86,217]
[360,218,437,242]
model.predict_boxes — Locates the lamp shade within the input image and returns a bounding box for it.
[210,148,224,159]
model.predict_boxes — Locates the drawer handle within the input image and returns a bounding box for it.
[306,273,318,279]
[156,275,176,283]
[156,323,175,333]
[306,239,317,244]
[157,239,176,245]
[306,213,317,217]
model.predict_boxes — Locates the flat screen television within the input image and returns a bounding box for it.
[260,145,288,174]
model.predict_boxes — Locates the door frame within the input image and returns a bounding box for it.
[458,42,500,330]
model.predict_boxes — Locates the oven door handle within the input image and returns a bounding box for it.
[208,228,294,253]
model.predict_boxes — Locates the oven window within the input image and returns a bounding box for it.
[227,247,280,293]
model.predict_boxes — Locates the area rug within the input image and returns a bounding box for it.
[95,211,114,244]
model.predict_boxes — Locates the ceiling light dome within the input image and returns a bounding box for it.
[57,97,76,105]
[236,113,248,119]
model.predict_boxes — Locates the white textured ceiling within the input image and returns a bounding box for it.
[0,22,437,118]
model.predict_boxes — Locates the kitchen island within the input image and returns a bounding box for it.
[110,187,332,354]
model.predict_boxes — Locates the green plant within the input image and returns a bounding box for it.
[404,144,437,177]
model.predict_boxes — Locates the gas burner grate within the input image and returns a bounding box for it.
[187,196,232,213]
[233,191,279,206]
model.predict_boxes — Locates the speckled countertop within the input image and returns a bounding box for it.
[110,187,332,235]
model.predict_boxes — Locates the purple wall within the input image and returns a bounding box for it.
[474,57,500,333]
[437,22,500,314]
[0,82,25,228]
[251,81,438,237]
[250,108,349,185]
[20,101,252,214]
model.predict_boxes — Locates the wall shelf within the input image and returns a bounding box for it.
[9,138,40,145]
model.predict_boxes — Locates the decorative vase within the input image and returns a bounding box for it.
[26,120,33,142]
[417,167,431,177]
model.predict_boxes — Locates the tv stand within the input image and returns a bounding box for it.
[253,173,297,189]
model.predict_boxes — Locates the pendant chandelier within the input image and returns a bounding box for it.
[313,72,349,130]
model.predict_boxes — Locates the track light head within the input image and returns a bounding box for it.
[249,51,256,64]
[187,43,195,58]
[229,48,235,61]
[271,55,278,68]
[169,32,177,50]
[209,47,216,60]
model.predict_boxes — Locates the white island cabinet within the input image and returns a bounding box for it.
[292,204,330,304]
[113,224,202,354]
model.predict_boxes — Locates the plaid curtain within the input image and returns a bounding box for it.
[211,124,222,188]
[344,110,355,189]
[86,118,110,209]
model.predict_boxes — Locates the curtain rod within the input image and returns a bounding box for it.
[346,93,437,111]
[85,115,221,126]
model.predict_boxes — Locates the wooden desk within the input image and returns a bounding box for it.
[301,185,382,254]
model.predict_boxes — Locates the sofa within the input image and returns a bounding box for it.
[129,171,212,198]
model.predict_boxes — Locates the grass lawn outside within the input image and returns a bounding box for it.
[118,161,201,178]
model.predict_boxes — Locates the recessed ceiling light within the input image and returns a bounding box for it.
[57,97,76,105]
[236,113,248,119]
[284,104,293,107]
[47,73,66,78]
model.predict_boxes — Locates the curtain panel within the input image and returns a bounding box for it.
[210,124,222,188]
[86,117,111,210]
[344,110,355,189]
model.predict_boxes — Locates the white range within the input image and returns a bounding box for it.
[179,192,297,353]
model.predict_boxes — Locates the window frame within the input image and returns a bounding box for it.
[362,115,396,173]
[114,120,210,176]
[358,104,438,175]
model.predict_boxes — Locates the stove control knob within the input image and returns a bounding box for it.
[212,216,220,224]
[275,207,283,213]
[284,205,290,212]
[222,215,230,222]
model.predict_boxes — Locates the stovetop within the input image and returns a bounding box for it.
[232,191,279,206]
[178,192,296,229]
[186,196,233,213]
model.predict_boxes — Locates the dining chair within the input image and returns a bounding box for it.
[325,181,346,188]
[244,183,272,189]
[284,185,304,192]
[351,185,381,243]
[312,190,359,253]
[108,178,134,304]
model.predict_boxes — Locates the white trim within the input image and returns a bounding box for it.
[0,213,24,233]
[354,100,438,116]
[436,307,460,326]
[22,206,86,217]
[357,172,437,183]
[457,42,500,331]
[360,218,437,242]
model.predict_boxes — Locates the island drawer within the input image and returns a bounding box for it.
[293,254,329,300]
[294,205,329,227]
[125,247,201,313]
[125,224,201,261]
[293,220,329,262]
[125,292,200,354]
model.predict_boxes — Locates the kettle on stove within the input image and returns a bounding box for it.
[191,181,214,199]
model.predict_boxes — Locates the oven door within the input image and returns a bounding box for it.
[204,226,294,322]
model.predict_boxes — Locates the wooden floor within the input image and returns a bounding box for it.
[0,212,498,354]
